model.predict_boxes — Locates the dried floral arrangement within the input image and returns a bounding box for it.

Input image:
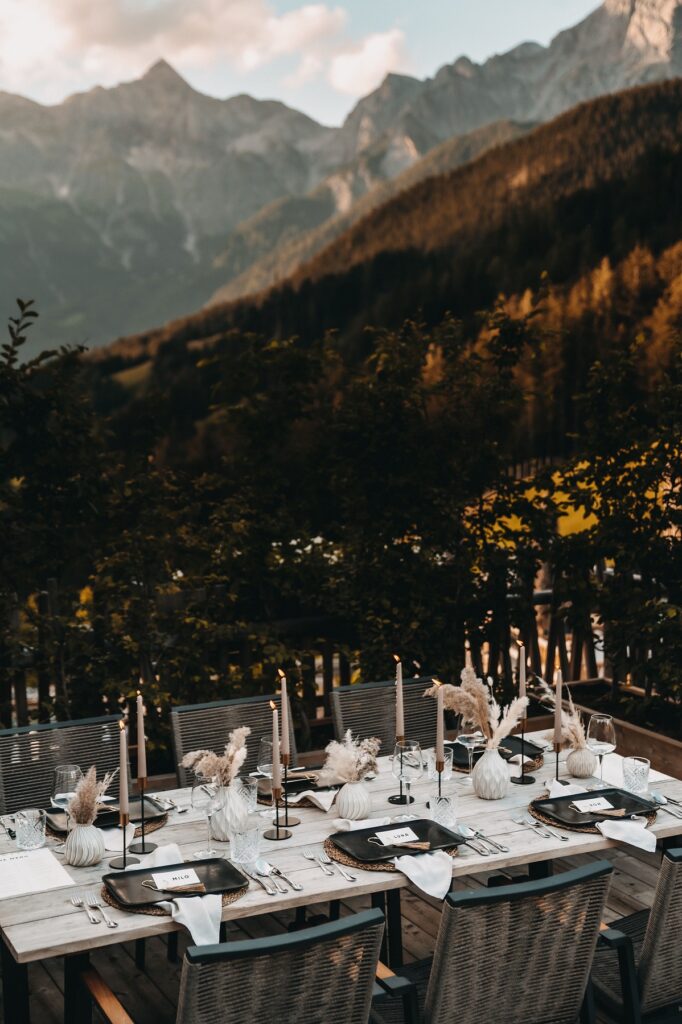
[181,726,251,786]
[424,665,528,750]
[535,678,587,749]
[317,730,381,785]
[67,765,119,825]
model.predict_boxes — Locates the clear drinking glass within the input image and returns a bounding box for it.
[456,732,485,787]
[622,756,650,795]
[392,740,423,805]
[191,775,219,858]
[15,809,46,850]
[431,793,457,829]
[230,826,261,865]
[586,714,616,786]
[237,777,258,813]
[426,748,454,782]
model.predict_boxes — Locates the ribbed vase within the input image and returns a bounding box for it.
[471,747,510,800]
[335,782,371,820]
[566,746,598,779]
[64,824,105,867]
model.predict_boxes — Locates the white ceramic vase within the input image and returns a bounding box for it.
[210,784,249,842]
[566,746,598,779]
[471,747,510,800]
[335,781,371,820]
[64,823,105,867]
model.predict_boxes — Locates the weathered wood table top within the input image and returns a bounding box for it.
[1,734,681,965]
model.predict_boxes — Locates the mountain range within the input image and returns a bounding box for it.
[1,0,680,355]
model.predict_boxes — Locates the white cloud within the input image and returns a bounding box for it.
[328,28,408,96]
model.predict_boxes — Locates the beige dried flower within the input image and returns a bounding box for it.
[68,765,119,825]
[317,730,381,785]
[536,678,587,749]
[424,667,528,749]
[181,726,251,786]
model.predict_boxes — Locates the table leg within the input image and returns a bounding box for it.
[529,860,553,880]
[64,952,91,1024]
[1,936,29,1024]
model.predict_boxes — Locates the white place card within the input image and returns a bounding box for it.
[0,848,75,900]
[572,797,614,813]
[375,827,419,846]
[151,868,200,890]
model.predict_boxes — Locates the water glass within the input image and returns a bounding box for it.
[586,714,617,786]
[431,793,457,829]
[392,740,423,805]
[238,777,258,813]
[622,756,650,795]
[426,748,454,782]
[231,826,261,865]
[15,809,46,851]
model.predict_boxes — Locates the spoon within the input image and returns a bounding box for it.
[255,858,288,894]
[650,792,682,818]
[453,830,490,856]
[459,824,509,853]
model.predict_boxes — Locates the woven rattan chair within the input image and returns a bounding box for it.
[73,909,408,1024]
[0,714,124,814]
[591,847,682,1024]
[172,692,298,786]
[371,861,613,1024]
[331,677,438,752]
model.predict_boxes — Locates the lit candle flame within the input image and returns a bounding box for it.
[277,667,286,679]
[393,653,400,663]
[269,700,277,710]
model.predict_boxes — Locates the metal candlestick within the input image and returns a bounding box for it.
[277,756,300,828]
[388,736,413,805]
[436,759,444,799]
[264,789,292,841]
[555,744,561,780]
[129,778,157,854]
[109,812,139,870]
[510,719,536,786]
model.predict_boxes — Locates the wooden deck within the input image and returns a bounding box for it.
[3,843,664,1024]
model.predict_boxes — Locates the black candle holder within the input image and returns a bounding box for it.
[388,738,413,805]
[555,744,561,781]
[510,720,536,787]
[109,813,140,870]
[129,778,157,854]
[263,790,292,841]
[277,757,300,828]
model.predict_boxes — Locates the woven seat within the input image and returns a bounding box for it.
[331,678,439,752]
[171,693,298,786]
[373,861,612,1024]
[176,909,384,1024]
[592,848,682,1023]
[0,715,124,814]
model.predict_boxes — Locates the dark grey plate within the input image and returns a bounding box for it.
[447,734,544,769]
[531,787,656,827]
[103,858,248,907]
[329,818,464,864]
[46,795,166,834]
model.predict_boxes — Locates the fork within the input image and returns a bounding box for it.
[71,895,100,924]
[302,847,333,875]
[319,850,356,882]
[243,868,276,896]
[520,814,568,842]
[86,894,118,929]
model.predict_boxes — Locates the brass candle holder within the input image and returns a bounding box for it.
[263,787,292,841]
[129,777,157,854]
[109,811,139,870]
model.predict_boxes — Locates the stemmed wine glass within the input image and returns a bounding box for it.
[392,740,423,806]
[190,774,220,858]
[456,732,485,787]
[52,765,83,827]
[586,714,616,787]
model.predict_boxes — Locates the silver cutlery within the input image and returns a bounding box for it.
[269,864,303,891]
[462,825,510,854]
[303,847,333,875]
[523,814,569,842]
[255,859,287,894]
[650,793,682,818]
[513,814,552,840]
[319,850,356,881]
[453,829,490,856]
[86,894,118,929]
[244,868,276,896]
[71,895,99,924]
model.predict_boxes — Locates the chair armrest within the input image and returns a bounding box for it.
[80,967,135,1024]
[596,928,642,1024]
[598,926,632,949]
[374,961,419,1024]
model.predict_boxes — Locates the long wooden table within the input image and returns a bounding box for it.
[1,736,682,1022]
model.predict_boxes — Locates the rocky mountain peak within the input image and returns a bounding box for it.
[139,59,190,89]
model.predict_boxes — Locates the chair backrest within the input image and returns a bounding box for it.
[331,677,438,751]
[171,693,298,786]
[638,847,682,1013]
[424,861,613,1024]
[0,715,124,814]
[176,908,384,1024]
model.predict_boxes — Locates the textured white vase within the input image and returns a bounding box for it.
[64,824,105,867]
[471,747,510,800]
[567,746,598,779]
[335,781,371,820]
[210,784,249,842]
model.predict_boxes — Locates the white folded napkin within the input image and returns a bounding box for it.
[392,851,453,900]
[287,789,337,812]
[547,780,656,852]
[100,824,136,852]
[508,753,534,765]
[333,816,391,832]
[132,843,222,946]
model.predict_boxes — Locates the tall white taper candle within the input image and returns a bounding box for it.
[119,720,129,815]
[136,690,147,780]
[278,669,290,757]
[271,702,282,791]
[394,656,404,739]
[554,668,563,748]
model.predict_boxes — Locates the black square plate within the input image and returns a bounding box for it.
[531,787,656,827]
[446,735,544,769]
[46,796,167,834]
[328,818,464,864]
[257,775,340,799]
[103,858,248,907]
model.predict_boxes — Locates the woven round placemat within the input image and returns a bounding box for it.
[323,837,458,873]
[528,804,657,835]
[100,881,249,917]
[47,812,168,842]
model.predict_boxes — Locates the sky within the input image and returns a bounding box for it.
[0,0,600,125]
